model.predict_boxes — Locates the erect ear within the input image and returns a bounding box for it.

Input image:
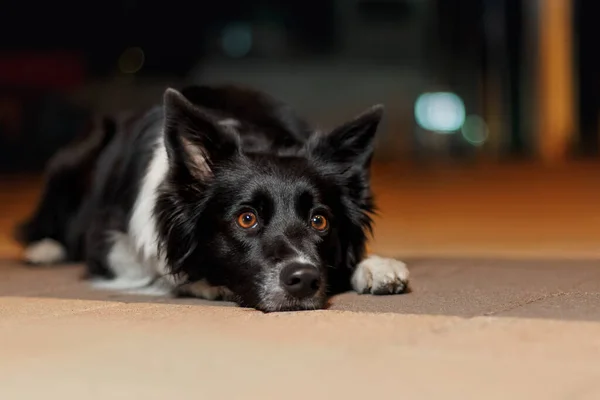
[307,105,383,168]
[163,88,240,180]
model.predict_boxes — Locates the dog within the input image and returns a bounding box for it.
[15,84,409,312]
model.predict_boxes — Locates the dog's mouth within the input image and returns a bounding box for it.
[253,294,327,313]
[229,287,327,313]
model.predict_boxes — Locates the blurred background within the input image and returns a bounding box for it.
[1,0,599,259]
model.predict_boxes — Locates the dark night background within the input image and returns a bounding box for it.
[0,0,598,171]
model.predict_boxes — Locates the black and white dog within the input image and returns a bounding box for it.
[16,85,409,312]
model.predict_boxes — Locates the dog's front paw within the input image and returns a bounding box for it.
[351,255,409,295]
[23,238,66,265]
[176,279,235,301]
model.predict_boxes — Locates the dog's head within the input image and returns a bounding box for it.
[156,88,382,312]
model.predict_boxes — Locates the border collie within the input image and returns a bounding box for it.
[16,85,409,312]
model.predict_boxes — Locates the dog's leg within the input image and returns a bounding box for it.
[176,280,235,301]
[351,255,409,295]
[17,167,79,264]
[16,115,117,264]
[23,238,67,265]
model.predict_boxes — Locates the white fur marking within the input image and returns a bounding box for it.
[128,136,169,263]
[90,278,156,291]
[351,255,409,295]
[92,133,196,297]
[100,232,156,290]
[177,279,234,301]
[122,277,175,296]
[90,272,176,297]
[23,238,66,264]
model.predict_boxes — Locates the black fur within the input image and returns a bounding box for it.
[16,84,383,312]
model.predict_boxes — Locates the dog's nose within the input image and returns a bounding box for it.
[279,263,321,298]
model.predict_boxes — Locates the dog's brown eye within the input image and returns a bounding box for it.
[237,211,258,229]
[310,215,328,232]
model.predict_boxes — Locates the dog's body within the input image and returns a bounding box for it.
[17,85,409,312]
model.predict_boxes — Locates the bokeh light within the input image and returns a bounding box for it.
[118,47,145,74]
[221,22,253,58]
[461,114,489,146]
[414,92,466,133]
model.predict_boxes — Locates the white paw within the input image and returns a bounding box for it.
[23,238,66,265]
[176,279,234,301]
[351,255,409,295]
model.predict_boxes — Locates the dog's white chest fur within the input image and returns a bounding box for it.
[96,136,178,294]
[128,137,168,261]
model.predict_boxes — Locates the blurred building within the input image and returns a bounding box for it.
[0,0,596,171]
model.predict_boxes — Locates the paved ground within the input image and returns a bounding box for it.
[2,257,600,320]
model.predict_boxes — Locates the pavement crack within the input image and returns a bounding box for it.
[483,291,570,317]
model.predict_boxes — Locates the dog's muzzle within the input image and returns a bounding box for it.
[279,262,321,299]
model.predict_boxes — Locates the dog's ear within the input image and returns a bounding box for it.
[307,105,383,168]
[163,88,240,180]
